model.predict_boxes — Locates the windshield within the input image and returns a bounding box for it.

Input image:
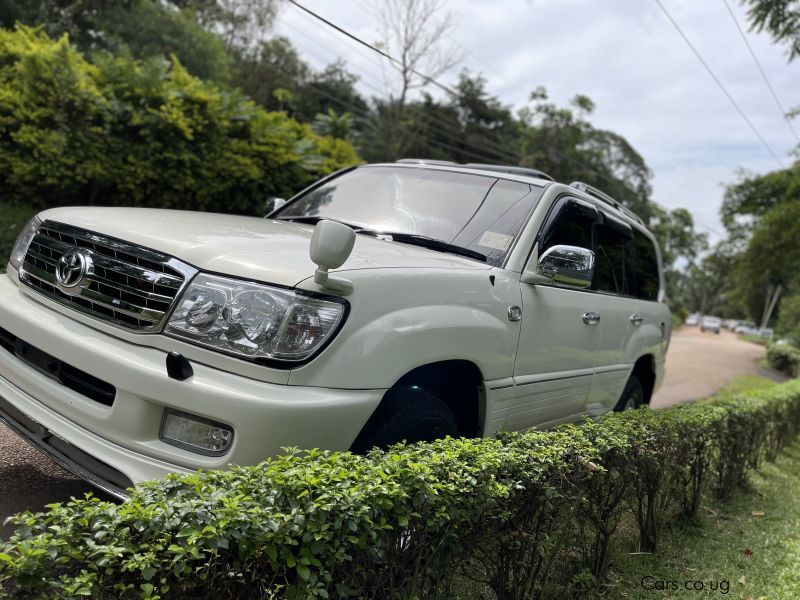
[275,166,544,266]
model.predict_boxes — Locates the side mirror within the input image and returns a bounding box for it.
[264,197,287,217]
[310,220,356,294]
[524,244,594,289]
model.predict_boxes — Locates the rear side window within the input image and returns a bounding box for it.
[593,221,632,295]
[631,229,660,301]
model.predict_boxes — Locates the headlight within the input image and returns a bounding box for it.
[165,273,347,363]
[9,216,42,272]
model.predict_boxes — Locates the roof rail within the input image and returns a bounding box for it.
[396,159,457,166]
[461,163,555,181]
[395,159,555,182]
[569,181,643,224]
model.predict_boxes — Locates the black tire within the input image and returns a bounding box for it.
[350,386,459,453]
[614,375,645,411]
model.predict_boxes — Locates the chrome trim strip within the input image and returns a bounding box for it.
[515,368,595,387]
[22,263,166,323]
[33,234,184,288]
[20,221,197,333]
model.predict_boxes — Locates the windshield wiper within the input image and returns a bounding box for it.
[355,229,487,263]
[278,218,488,263]
[278,215,326,225]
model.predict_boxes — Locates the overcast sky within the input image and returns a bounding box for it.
[275,0,800,240]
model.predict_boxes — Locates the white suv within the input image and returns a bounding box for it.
[0,161,670,497]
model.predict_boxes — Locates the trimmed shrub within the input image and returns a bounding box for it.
[767,343,800,378]
[0,26,360,215]
[2,381,800,599]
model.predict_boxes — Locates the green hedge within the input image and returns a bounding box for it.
[767,343,800,378]
[0,26,359,215]
[2,381,800,599]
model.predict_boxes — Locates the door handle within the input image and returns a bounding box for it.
[582,311,601,325]
[630,313,643,326]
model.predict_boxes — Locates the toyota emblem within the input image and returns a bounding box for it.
[55,250,91,293]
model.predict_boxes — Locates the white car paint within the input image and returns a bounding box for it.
[0,164,670,496]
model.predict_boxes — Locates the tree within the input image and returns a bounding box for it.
[0,26,359,215]
[231,36,310,110]
[373,0,462,158]
[721,163,800,233]
[734,200,800,326]
[649,206,709,305]
[519,88,654,222]
[312,109,356,141]
[377,0,461,107]
[295,60,370,123]
[0,0,232,82]
[678,243,738,316]
[185,0,281,54]
[745,0,800,61]
[777,295,800,340]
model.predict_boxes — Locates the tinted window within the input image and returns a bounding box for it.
[593,221,632,295]
[540,199,595,253]
[632,229,660,301]
[277,167,543,266]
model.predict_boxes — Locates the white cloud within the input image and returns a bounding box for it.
[275,0,800,233]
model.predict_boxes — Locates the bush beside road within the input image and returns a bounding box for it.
[2,373,799,598]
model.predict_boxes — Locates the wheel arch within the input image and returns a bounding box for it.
[353,359,485,447]
[632,354,657,405]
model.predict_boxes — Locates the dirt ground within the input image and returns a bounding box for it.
[0,326,781,536]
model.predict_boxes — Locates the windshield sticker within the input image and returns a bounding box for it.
[477,231,512,252]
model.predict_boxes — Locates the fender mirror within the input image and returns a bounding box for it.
[310,220,356,294]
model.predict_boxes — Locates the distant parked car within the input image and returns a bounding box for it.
[701,316,722,334]
[758,328,774,341]
[685,314,699,326]
[724,319,739,330]
[734,322,756,334]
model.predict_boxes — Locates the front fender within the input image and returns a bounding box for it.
[289,270,521,389]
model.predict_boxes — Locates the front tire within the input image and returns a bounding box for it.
[614,375,645,411]
[350,386,459,453]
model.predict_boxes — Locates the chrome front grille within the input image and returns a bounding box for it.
[20,221,196,331]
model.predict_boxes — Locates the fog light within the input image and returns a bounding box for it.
[160,409,233,456]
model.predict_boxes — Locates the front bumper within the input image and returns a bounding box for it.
[0,273,383,493]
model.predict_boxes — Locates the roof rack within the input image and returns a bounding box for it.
[395,159,555,181]
[569,181,643,225]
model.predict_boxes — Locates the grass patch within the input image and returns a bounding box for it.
[716,375,778,396]
[740,334,768,346]
[0,202,36,274]
[602,439,800,599]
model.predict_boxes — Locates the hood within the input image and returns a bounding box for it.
[38,207,491,287]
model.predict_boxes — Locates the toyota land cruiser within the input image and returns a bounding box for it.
[0,161,670,497]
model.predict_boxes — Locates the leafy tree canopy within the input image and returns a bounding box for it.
[0,25,359,214]
[745,0,800,61]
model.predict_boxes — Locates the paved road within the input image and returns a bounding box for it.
[651,326,781,408]
[0,326,780,536]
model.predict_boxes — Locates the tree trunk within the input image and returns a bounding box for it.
[761,284,783,329]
